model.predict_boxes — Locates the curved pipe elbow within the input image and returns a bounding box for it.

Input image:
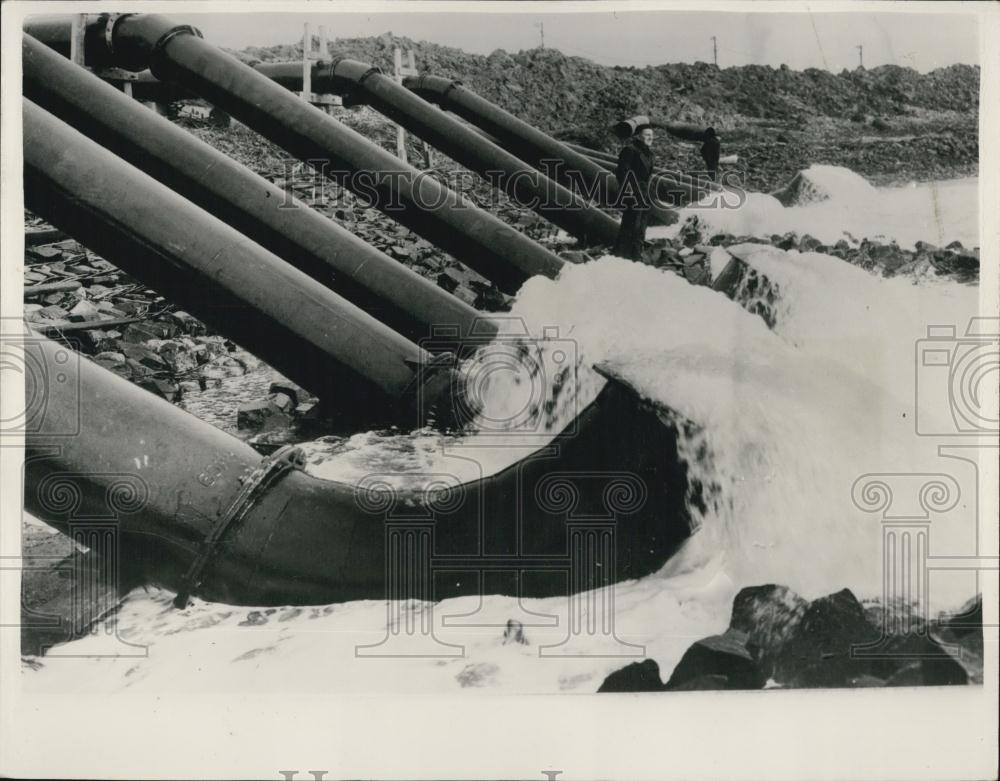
[107,13,202,74]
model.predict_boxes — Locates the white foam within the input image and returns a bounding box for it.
[651,165,979,249]
[24,171,985,694]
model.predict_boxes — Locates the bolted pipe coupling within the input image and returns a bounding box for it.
[107,14,202,74]
[402,74,462,108]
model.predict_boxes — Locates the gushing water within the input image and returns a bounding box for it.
[24,166,986,693]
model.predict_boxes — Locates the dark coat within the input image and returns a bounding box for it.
[700,135,721,170]
[616,139,656,207]
[616,138,656,187]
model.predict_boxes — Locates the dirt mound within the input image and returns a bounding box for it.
[230,35,979,143]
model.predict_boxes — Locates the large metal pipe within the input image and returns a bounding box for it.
[403,75,695,219]
[23,100,455,427]
[253,60,621,247]
[22,34,488,347]
[25,334,692,606]
[91,14,565,294]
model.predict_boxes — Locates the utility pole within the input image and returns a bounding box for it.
[711,36,718,66]
[536,21,545,49]
[857,44,864,68]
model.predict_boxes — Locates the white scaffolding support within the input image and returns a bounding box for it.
[393,46,433,166]
[301,22,342,113]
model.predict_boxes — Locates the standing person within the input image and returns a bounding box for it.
[700,127,721,182]
[613,125,656,261]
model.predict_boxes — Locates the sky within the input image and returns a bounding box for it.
[185,7,981,73]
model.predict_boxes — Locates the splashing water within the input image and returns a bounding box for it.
[650,165,979,249]
[24,167,986,693]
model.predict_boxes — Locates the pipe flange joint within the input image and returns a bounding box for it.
[172,444,305,609]
[149,23,202,75]
[103,13,121,51]
[328,56,383,85]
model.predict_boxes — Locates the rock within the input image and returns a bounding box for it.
[682,263,712,286]
[79,329,119,353]
[67,299,102,322]
[269,381,306,407]
[472,283,509,312]
[151,339,199,374]
[167,311,206,336]
[27,245,63,260]
[95,301,127,318]
[137,377,181,402]
[238,610,268,626]
[597,659,664,693]
[873,634,968,686]
[930,250,979,281]
[237,399,294,432]
[775,232,797,251]
[269,391,296,414]
[237,400,272,430]
[938,595,982,639]
[124,358,151,380]
[122,342,168,371]
[668,674,729,691]
[122,320,177,343]
[558,250,590,264]
[774,588,879,688]
[665,630,766,690]
[502,619,528,645]
[436,271,460,293]
[798,234,823,252]
[929,595,983,683]
[38,304,68,320]
[729,584,808,676]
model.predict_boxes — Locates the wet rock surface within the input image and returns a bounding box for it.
[598,587,982,692]
[597,658,665,693]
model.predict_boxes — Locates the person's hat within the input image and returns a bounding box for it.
[705,126,717,137]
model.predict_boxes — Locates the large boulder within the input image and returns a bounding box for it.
[773,588,879,687]
[597,659,664,693]
[664,630,767,690]
[729,584,808,678]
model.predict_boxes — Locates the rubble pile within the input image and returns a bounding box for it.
[230,36,979,189]
[184,115,581,309]
[22,226,252,405]
[598,588,983,692]
[695,227,980,284]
